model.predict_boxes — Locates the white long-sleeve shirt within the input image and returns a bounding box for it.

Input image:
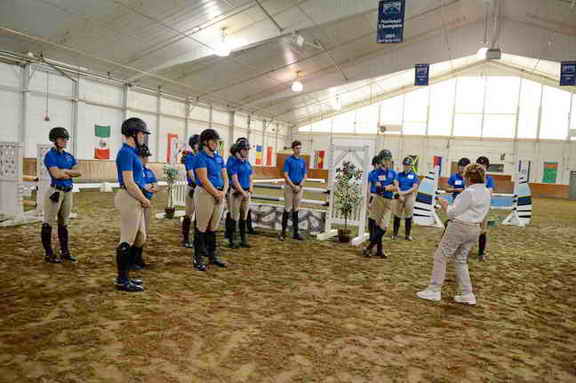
[447,183,491,224]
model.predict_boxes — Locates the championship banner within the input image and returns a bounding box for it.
[314,150,326,169]
[167,133,179,164]
[377,0,406,44]
[542,162,558,184]
[560,61,576,86]
[255,145,263,165]
[266,146,273,166]
[415,64,430,86]
[94,125,111,160]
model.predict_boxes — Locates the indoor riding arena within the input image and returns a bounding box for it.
[0,1,575,382]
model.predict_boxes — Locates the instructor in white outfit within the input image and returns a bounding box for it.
[417,163,491,305]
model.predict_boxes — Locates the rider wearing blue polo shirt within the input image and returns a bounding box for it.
[114,117,151,292]
[227,138,253,249]
[393,157,420,241]
[192,129,228,271]
[41,127,82,264]
[476,156,495,261]
[447,158,471,201]
[364,149,396,259]
[367,155,382,247]
[280,140,308,241]
[182,134,200,249]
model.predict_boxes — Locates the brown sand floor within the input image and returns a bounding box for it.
[0,190,575,383]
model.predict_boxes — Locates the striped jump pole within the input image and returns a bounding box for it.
[251,194,329,207]
[253,183,330,195]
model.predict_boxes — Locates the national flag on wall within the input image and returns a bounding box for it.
[266,146,273,166]
[433,155,443,177]
[255,145,263,165]
[314,151,326,169]
[94,125,111,160]
[167,134,179,164]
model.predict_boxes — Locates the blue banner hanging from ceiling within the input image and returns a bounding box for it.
[560,61,576,86]
[415,64,430,86]
[377,0,406,44]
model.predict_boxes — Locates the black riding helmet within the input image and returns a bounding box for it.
[402,156,414,166]
[200,128,220,146]
[230,143,239,156]
[138,144,152,158]
[49,127,70,142]
[458,157,471,167]
[236,137,250,151]
[189,134,200,149]
[121,117,150,137]
[476,156,490,167]
[371,155,381,167]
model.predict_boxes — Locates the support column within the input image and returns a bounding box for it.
[156,87,162,163]
[71,73,80,157]
[185,97,191,142]
[20,64,31,152]
[228,110,235,150]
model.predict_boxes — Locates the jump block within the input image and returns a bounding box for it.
[248,203,327,234]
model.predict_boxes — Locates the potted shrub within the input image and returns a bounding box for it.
[163,165,179,219]
[333,161,363,243]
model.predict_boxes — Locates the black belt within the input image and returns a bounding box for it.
[378,195,393,200]
[51,185,73,192]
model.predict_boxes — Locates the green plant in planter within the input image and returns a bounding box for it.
[334,161,363,237]
[163,165,179,216]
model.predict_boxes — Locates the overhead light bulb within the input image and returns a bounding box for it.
[291,80,303,92]
[291,71,303,92]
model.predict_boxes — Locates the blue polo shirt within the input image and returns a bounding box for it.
[228,158,253,190]
[116,144,145,189]
[396,171,419,192]
[193,151,225,189]
[44,148,77,188]
[283,155,307,185]
[448,173,465,199]
[486,175,495,190]
[375,168,396,199]
[184,153,197,186]
[368,169,379,193]
[143,167,157,200]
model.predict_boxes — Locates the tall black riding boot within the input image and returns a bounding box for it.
[239,218,251,248]
[392,216,401,239]
[479,233,487,261]
[116,242,144,292]
[228,219,239,249]
[182,216,193,248]
[41,223,61,263]
[405,218,414,241]
[246,209,258,235]
[207,231,226,268]
[374,226,387,259]
[368,218,375,243]
[279,211,289,240]
[134,246,146,268]
[292,210,304,241]
[193,231,208,271]
[58,224,76,262]
[224,212,232,240]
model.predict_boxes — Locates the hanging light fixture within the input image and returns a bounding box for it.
[291,71,303,92]
[214,28,231,57]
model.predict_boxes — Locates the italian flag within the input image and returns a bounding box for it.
[95,125,111,160]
